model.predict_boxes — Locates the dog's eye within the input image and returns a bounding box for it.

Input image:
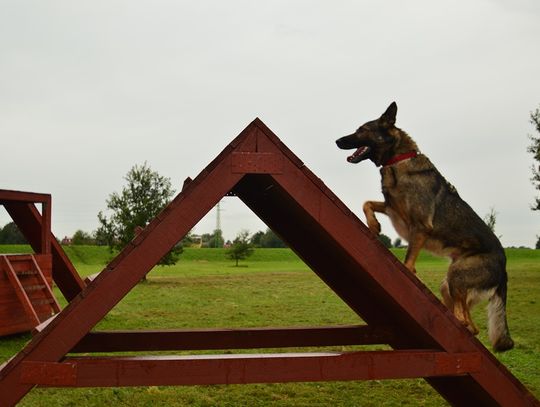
[376,132,390,142]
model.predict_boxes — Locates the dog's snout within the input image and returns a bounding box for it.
[336,134,355,150]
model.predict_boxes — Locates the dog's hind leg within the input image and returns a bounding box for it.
[362,201,386,235]
[447,290,476,332]
[462,298,480,335]
[447,260,487,336]
[440,278,454,311]
[440,278,478,333]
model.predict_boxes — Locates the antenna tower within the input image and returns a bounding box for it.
[216,201,222,232]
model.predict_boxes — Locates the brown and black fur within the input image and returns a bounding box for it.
[336,102,514,352]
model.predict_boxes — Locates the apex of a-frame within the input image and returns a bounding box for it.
[226,118,305,169]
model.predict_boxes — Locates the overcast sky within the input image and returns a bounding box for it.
[1,1,539,247]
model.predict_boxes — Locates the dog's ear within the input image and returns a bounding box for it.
[379,102,397,128]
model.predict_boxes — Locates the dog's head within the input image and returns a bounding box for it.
[336,102,401,166]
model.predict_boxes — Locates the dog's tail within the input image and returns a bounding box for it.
[487,282,514,352]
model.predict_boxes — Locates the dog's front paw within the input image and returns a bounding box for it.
[407,265,417,274]
[367,220,381,235]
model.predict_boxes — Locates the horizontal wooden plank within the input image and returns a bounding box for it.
[70,325,394,353]
[0,302,52,318]
[0,190,50,204]
[0,321,34,336]
[21,350,482,387]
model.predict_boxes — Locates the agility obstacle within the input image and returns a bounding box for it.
[0,119,538,406]
[0,191,84,336]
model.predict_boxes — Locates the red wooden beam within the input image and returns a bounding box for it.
[40,200,51,255]
[21,350,481,388]
[0,190,50,204]
[70,325,395,353]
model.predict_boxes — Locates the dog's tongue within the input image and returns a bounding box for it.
[347,146,369,163]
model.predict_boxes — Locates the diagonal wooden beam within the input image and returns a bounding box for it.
[0,125,250,405]
[233,121,539,406]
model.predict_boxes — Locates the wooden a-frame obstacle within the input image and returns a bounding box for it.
[0,119,538,406]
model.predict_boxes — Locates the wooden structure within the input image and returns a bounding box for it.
[0,120,538,406]
[0,191,85,305]
[0,191,65,336]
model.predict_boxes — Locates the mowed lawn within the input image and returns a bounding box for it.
[0,246,539,406]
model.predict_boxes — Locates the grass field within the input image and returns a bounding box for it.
[0,245,539,406]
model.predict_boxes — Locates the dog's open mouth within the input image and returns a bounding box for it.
[347,146,371,163]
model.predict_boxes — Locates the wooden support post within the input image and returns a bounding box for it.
[41,199,51,255]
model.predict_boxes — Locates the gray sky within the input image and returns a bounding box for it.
[1,0,539,247]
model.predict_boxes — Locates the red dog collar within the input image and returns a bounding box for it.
[383,151,418,167]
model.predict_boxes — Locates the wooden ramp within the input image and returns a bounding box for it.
[0,119,537,406]
[0,254,60,335]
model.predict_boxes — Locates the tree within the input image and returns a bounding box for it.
[393,237,402,248]
[0,222,27,244]
[250,230,265,247]
[483,207,500,235]
[528,105,540,211]
[180,230,196,247]
[527,106,539,248]
[96,162,182,266]
[71,230,94,245]
[378,233,392,248]
[201,229,224,248]
[259,228,287,248]
[226,230,254,266]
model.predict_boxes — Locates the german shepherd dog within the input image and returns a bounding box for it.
[336,102,514,351]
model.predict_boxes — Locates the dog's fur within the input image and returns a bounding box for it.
[336,102,514,351]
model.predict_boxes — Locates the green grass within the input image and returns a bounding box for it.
[1,246,539,406]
